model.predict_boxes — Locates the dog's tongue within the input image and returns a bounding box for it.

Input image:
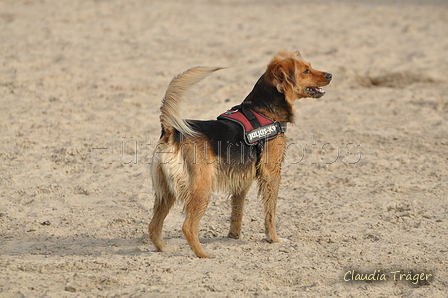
[310,87,324,93]
[305,86,326,98]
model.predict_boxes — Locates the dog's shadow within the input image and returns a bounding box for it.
[1,234,149,257]
[2,231,278,258]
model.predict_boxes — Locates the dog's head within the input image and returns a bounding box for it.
[266,50,332,101]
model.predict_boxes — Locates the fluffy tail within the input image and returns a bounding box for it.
[160,66,223,136]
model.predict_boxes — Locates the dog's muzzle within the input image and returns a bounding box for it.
[305,73,332,98]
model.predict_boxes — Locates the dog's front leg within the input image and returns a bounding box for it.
[258,169,281,243]
[228,188,250,239]
[257,138,286,243]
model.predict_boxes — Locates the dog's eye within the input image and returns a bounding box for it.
[303,69,310,74]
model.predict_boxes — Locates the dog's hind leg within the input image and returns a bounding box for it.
[182,166,213,258]
[228,188,249,239]
[149,175,176,252]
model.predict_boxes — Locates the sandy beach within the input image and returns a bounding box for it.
[1,0,447,296]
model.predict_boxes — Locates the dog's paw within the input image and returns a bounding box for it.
[159,245,175,253]
[228,232,241,239]
[196,251,214,258]
[266,236,289,243]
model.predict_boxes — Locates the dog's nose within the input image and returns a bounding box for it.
[326,73,332,80]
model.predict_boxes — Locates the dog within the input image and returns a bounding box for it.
[149,50,332,258]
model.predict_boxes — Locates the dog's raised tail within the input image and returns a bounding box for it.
[160,66,223,137]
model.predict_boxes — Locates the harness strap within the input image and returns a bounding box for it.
[240,102,266,160]
[229,102,264,158]
[240,102,262,130]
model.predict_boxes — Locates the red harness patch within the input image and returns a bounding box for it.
[217,105,286,145]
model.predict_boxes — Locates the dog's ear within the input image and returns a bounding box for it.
[269,58,297,94]
[294,51,301,58]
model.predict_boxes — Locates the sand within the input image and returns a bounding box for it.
[1,0,447,297]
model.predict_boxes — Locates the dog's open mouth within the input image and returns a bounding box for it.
[305,86,326,98]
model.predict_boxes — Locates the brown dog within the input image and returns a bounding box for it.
[149,50,332,258]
